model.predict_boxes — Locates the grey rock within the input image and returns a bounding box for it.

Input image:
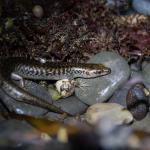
[54,96,88,116]
[0,88,48,116]
[131,112,150,132]
[110,69,150,121]
[110,70,144,107]
[98,124,132,149]
[132,0,150,15]
[0,80,50,116]
[75,51,130,105]
[0,80,87,117]
[142,62,150,110]
[109,86,128,107]
[42,96,88,120]
[26,80,88,116]
[142,62,150,89]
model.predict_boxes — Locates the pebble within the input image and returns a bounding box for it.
[75,51,130,105]
[85,103,133,125]
[32,5,44,18]
[126,83,149,121]
[132,0,150,15]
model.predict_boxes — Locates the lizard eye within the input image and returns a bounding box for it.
[97,70,102,74]
[94,70,101,74]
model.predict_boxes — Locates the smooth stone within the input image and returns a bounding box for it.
[26,81,88,116]
[0,80,50,117]
[142,62,150,89]
[45,96,88,119]
[0,80,87,117]
[75,51,130,105]
[109,70,144,107]
[131,113,150,132]
[109,87,128,107]
[53,97,88,116]
[85,103,133,125]
[126,83,149,121]
[26,80,88,116]
[110,70,150,121]
[132,0,150,15]
[0,88,48,116]
[32,5,44,18]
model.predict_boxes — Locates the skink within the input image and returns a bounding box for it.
[0,57,111,115]
[5,57,111,80]
[0,73,68,115]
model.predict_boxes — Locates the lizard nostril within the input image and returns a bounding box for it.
[106,68,111,74]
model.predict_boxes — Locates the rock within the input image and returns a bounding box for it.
[0,120,39,147]
[0,119,70,150]
[53,97,88,116]
[44,96,88,118]
[109,86,128,107]
[0,80,50,117]
[126,83,149,121]
[85,103,133,125]
[25,80,88,116]
[110,70,149,121]
[142,62,150,89]
[0,80,87,117]
[131,113,150,132]
[32,5,44,18]
[109,70,146,106]
[75,51,130,105]
[0,90,48,117]
[97,122,133,149]
[132,0,150,15]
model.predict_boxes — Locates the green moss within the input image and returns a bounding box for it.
[47,84,62,101]
[5,17,14,29]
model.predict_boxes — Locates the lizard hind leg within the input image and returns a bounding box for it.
[11,73,25,87]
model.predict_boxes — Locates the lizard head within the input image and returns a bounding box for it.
[74,63,111,78]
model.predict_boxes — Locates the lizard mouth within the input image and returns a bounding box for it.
[102,68,111,75]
